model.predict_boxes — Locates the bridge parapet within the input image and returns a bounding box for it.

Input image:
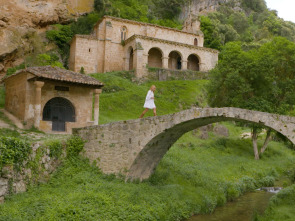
[73,107,295,180]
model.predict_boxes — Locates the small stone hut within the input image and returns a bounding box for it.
[2,66,104,133]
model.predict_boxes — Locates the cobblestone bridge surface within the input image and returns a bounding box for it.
[73,107,295,180]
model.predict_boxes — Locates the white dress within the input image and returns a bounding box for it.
[143,90,156,109]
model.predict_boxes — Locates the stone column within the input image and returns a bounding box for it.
[162,57,169,69]
[134,44,145,78]
[181,60,188,70]
[94,89,102,125]
[34,81,44,128]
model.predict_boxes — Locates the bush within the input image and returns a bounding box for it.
[45,139,63,159]
[66,136,85,157]
[6,63,26,76]
[0,137,31,171]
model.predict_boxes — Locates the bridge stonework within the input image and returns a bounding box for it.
[73,108,295,180]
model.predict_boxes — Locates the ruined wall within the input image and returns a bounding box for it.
[0,143,62,203]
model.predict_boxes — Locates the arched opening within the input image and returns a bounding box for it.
[43,97,75,132]
[129,48,134,70]
[127,108,295,180]
[187,54,200,71]
[194,38,198,46]
[121,26,127,41]
[148,48,163,68]
[168,51,182,70]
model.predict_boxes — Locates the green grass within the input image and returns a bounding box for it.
[257,184,295,221]
[0,72,295,220]
[92,72,208,124]
[0,129,294,220]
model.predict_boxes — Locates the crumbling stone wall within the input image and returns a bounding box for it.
[0,143,62,203]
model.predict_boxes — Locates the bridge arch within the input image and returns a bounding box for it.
[126,108,295,180]
[74,108,295,181]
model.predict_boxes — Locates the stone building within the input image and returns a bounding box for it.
[1,66,103,133]
[69,16,219,77]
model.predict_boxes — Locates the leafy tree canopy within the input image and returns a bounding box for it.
[207,37,295,115]
[200,1,295,50]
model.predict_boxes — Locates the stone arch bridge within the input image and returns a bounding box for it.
[73,107,295,180]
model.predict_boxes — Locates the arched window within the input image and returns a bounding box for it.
[43,97,75,131]
[121,26,127,41]
[194,38,198,46]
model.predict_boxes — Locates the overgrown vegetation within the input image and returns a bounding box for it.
[257,184,295,221]
[207,37,295,159]
[0,125,295,220]
[45,139,63,159]
[66,136,85,158]
[0,137,31,172]
[0,74,295,220]
[6,53,64,76]
[200,0,295,50]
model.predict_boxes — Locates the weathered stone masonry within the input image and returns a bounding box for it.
[69,16,219,77]
[74,107,295,181]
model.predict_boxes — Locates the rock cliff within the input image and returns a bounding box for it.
[0,0,94,75]
[180,0,241,20]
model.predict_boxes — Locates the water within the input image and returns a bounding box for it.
[188,191,275,221]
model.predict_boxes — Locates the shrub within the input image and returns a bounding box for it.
[66,136,85,157]
[6,63,26,76]
[45,139,63,159]
[0,137,31,171]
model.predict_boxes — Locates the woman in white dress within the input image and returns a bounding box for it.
[139,85,157,118]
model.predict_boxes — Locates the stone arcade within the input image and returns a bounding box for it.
[2,66,103,133]
[69,16,219,77]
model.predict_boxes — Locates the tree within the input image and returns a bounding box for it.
[207,37,295,159]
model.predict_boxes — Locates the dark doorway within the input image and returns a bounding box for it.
[43,97,75,132]
[168,51,182,70]
[129,48,134,70]
[177,57,182,70]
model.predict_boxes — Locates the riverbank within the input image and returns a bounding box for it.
[257,184,295,221]
[0,72,295,220]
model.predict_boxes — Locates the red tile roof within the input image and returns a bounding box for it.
[3,66,104,87]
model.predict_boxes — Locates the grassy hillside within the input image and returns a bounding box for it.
[0,74,295,220]
[92,72,207,124]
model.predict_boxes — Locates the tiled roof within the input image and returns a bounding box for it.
[2,66,104,87]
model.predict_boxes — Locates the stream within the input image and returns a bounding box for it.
[188,190,276,221]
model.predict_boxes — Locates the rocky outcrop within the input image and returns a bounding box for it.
[0,0,94,76]
[180,0,242,20]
